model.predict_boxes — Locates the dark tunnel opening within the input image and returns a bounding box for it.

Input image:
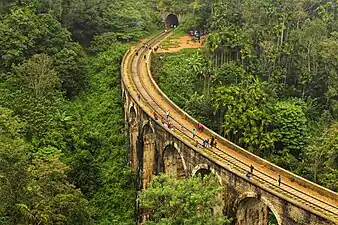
[165,14,179,28]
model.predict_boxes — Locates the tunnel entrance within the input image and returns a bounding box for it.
[165,14,179,28]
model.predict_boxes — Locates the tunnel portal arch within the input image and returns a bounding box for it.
[165,14,179,28]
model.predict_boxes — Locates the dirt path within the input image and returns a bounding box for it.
[157,34,207,53]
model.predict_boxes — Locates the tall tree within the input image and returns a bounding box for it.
[13,54,60,98]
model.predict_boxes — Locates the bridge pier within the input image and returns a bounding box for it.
[141,122,157,189]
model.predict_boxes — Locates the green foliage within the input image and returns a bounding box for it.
[212,77,276,155]
[0,107,30,224]
[20,147,92,225]
[64,43,135,224]
[53,43,88,99]
[59,0,161,45]
[0,2,143,223]
[13,54,60,98]
[184,94,218,131]
[90,32,118,53]
[270,100,308,169]
[152,50,197,108]
[299,122,338,191]
[0,6,70,70]
[67,150,101,199]
[139,174,232,225]
[0,107,91,225]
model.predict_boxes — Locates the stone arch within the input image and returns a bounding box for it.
[141,122,156,189]
[165,14,179,28]
[191,164,224,216]
[162,141,186,178]
[128,103,138,124]
[141,120,155,135]
[235,192,282,225]
[191,164,223,185]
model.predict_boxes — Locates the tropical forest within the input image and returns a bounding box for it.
[0,0,337,224]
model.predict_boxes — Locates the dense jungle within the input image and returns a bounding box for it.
[0,0,337,224]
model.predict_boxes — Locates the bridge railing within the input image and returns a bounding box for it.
[143,38,338,204]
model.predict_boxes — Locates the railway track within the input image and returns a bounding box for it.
[122,31,338,223]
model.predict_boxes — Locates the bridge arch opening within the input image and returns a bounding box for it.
[236,196,281,225]
[166,14,179,28]
[129,105,137,125]
[191,164,222,185]
[142,122,154,136]
[162,144,185,178]
[192,165,224,216]
[195,168,211,179]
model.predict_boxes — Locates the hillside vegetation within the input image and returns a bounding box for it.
[0,0,160,224]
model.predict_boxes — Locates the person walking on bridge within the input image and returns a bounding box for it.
[278,175,282,186]
[246,171,252,180]
[197,122,203,132]
[166,110,170,119]
[192,128,196,139]
[250,165,254,174]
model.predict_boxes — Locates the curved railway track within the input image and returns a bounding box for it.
[122,31,338,223]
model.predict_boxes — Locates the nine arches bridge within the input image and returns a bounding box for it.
[121,31,338,225]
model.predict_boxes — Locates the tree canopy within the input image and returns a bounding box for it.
[139,174,232,225]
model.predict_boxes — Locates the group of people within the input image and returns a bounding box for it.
[201,137,217,148]
[135,43,159,58]
[246,165,282,186]
[192,123,218,149]
[148,104,285,188]
[153,110,173,130]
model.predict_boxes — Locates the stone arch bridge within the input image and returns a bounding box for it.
[121,31,338,224]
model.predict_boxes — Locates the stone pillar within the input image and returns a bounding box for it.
[130,125,138,170]
[142,133,156,189]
